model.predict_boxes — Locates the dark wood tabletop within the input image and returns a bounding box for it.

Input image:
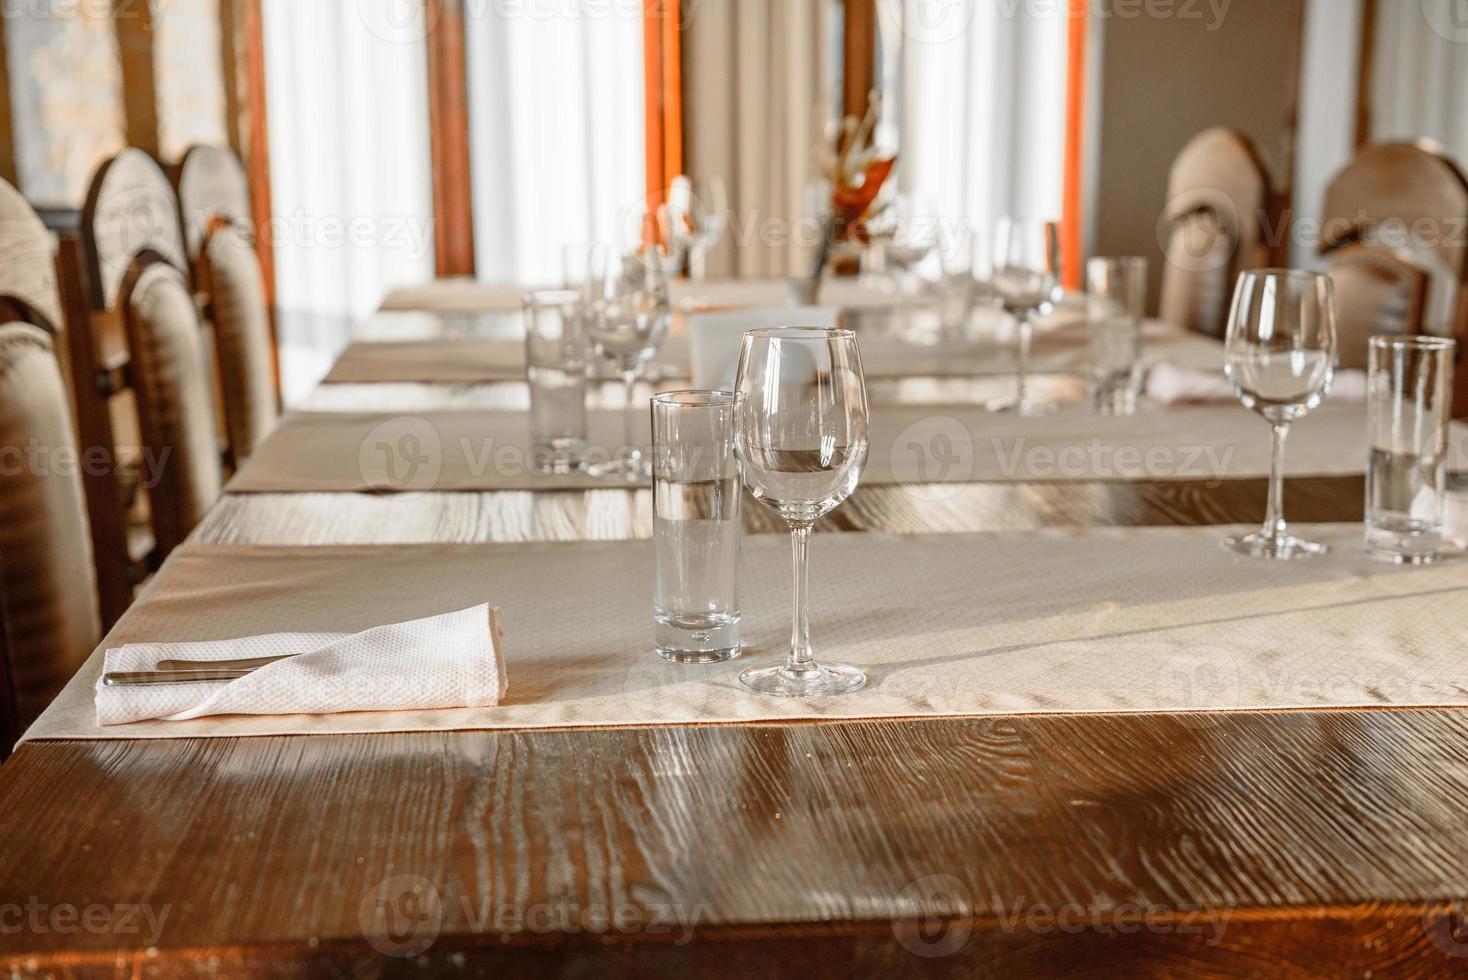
[3,357,1466,977]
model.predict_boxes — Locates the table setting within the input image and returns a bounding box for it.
[22,248,1468,746]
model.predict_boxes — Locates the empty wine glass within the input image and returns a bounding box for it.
[1223,269,1338,559]
[990,217,1062,415]
[733,328,870,697]
[586,249,672,482]
[660,175,727,280]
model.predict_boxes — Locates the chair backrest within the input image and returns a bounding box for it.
[0,179,64,334]
[74,149,218,604]
[1158,128,1277,338]
[176,145,279,460]
[1321,141,1468,335]
[1321,142,1468,413]
[174,144,254,267]
[199,224,278,458]
[0,300,103,734]
[120,255,224,556]
[1327,245,1430,371]
[81,148,189,312]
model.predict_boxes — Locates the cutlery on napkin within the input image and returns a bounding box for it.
[1145,363,1367,405]
[95,604,506,725]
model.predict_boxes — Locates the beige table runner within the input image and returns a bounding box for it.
[229,400,1454,493]
[24,524,1468,741]
[325,336,693,384]
[326,318,1223,385]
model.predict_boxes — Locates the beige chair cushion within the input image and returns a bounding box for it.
[0,322,102,727]
[124,262,223,555]
[1159,210,1235,339]
[202,229,277,458]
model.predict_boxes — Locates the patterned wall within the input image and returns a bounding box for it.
[2,0,127,206]
[154,0,228,160]
[1,0,230,207]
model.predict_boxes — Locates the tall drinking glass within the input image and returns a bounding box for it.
[586,249,672,482]
[652,391,742,663]
[937,226,978,336]
[523,289,588,475]
[1365,335,1456,564]
[991,217,1062,416]
[1223,269,1338,559]
[1086,257,1148,416]
[733,328,869,697]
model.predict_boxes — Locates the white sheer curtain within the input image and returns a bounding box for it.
[464,3,645,285]
[261,0,435,399]
[891,0,1069,269]
[1371,0,1468,162]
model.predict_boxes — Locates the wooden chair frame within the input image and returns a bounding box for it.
[173,145,282,454]
[69,149,192,626]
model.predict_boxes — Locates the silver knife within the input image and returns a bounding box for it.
[156,654,295,672]
[103,667,258,686]
[104,653,298,686]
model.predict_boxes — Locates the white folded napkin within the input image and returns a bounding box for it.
[1146,363,1367,406]
[95,604,506,726]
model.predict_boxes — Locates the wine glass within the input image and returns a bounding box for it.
[733,328,870,697]
[586,249,672,482]
[990,217,1062,416]
[1223,269,1338,559]
[660,175,727,280]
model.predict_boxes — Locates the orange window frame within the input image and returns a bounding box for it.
[643,0,683,245]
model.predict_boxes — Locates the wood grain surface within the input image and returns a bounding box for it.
[2,710,1468,975]
[4,331,1467,977]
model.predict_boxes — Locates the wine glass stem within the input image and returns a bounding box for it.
[787,522,814,672]
[1264,422,1290,539]
[1016,314,1032,406]
[621,367,639,461]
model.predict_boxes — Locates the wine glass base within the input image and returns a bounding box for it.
[1221,532,1328,560]
[738,661,867,697]
[987,396,1058,417]
[587,457,650,483]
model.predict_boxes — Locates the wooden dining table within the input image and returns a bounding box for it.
[2,308,1466,977]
